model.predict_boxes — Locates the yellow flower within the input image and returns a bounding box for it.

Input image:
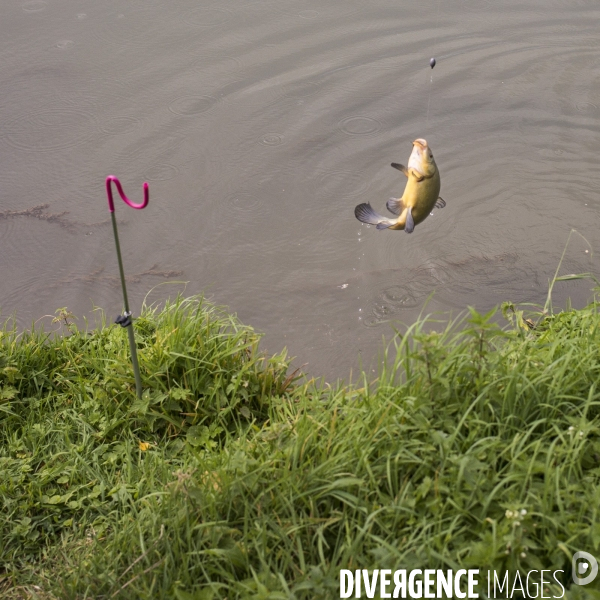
[139,441,151,452]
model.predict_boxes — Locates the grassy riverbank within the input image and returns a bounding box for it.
[1,294,599,599]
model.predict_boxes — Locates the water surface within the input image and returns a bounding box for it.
[1,0,599,380]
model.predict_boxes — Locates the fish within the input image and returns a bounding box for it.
[354,138,445,233]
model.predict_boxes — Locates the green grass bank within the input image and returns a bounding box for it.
[1,295,599,599]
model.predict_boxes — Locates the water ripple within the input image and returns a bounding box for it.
[339,116,382,137]
[3,108,98,152]
[227,191,265,214]
[168,95,217,116]
[355,254,529,328]
[279,80,322,99]
[187,7,233,27]
[142,163,179,182]
[576,102,598,113]
[259,133,285,147]
[298,10,320,19]
[22,0,46,12]
[100,116,143,135]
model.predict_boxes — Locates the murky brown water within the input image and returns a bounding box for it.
[1,0,599,381]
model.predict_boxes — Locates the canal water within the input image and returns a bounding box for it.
[1,0,599,380]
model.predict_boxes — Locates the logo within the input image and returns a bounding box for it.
[572,551,598,586]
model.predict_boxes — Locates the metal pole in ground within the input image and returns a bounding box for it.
[105,176,149,399]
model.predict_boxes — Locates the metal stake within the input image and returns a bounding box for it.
[105,176,149,399]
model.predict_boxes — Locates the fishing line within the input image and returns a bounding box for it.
[424,0,443,137]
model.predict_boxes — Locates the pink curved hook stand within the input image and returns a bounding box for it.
[105,175,149,212]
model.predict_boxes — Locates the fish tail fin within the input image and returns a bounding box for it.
[354,202,395,230]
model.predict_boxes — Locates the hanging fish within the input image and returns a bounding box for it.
[354,138,445,234]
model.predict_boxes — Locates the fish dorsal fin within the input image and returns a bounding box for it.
[434,197,446,209]
[386,197,405,216]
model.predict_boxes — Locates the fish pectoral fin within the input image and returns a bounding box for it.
[354,202,394,229]
[391,163,409,178]
[434,197,446,209]
[404,206,415,234]
[386,197,405,216]
[408,168,425,182]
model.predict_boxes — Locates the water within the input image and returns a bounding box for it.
[1,0,599,381]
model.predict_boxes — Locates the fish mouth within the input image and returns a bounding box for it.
[412,138,428,148]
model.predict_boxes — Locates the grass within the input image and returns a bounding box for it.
[0,293,599,599]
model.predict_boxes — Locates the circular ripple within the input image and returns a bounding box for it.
[227,191,264,213]
[56,40,74,49]
[362,315,386,328]
[380,286,419,308]
[4,108,97,152]
[144,163,179,181]
[22,0,46,12]
[100,115,142,135]
[576,102,598,112]
[372,302,398,319]
[187,7,233,27]
[299,10,319,19]
[406,266,447,297]
[259,133,285,147]
[142,163,179,182]
[370,292,418,318]
[280,81,322,99]
[168,95,216,116]
[192,55,243,77]
[339,116,382,136]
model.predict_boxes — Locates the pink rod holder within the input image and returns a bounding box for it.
[104,174,149,399]
[105,175,149,212]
